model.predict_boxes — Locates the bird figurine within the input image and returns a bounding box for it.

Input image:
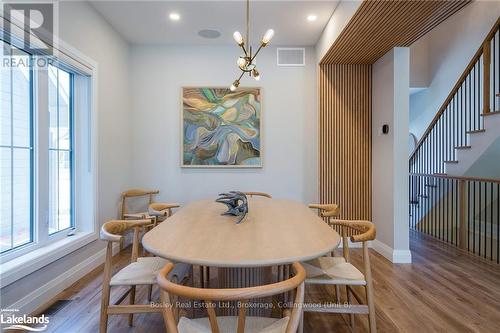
[216,191,249,224]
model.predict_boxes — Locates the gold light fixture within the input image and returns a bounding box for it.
[230,0,274,91]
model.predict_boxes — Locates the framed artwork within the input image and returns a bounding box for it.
[181,87,262,168]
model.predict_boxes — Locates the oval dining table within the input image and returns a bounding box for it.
[143,197,340,315]
[143,197,340,292]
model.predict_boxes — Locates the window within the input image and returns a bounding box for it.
[0,21,97,285]
[1,41,33,253]
[0,34,95,264]
[48,65,73,234]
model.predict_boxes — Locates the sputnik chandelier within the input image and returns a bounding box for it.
[230,0,274,91]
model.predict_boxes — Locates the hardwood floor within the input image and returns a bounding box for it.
[36,231,500,333]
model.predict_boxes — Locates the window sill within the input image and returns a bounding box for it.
[0,231,97,288]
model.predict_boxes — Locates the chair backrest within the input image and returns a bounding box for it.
[329,219,376,269]
[244,192,272,198]
[120,189,160,219]
[157,262,305,333]
[100,219,151,263]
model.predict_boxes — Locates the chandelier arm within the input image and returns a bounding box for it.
[238,71,245,80]
[249,44,264,63]
[240,44,249,57]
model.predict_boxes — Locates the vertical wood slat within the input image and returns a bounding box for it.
[318,64,372,220]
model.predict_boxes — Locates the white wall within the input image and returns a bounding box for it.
[315,0,361,63]
[129,45,317,205]
[1,1,132,310]
[372,48,411,263]
[410,1,500,139]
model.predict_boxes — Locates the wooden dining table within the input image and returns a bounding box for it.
[143,196,340,264]
[143,196,340,290]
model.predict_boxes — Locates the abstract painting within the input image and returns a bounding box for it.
[182,87,262,167]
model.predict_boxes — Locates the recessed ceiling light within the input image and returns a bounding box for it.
[169,12,180,21]
[198,29,222,39]
[307,14,317,22]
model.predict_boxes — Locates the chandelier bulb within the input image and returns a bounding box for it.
[230,80,240,91]
[237,56,247,69]
[252,68,260,81]
[261,29,274,46]
[233,31,244,46]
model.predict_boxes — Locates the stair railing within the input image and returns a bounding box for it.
[409,17,500,175]
[409,173,500,263]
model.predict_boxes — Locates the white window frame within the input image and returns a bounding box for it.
[0,16,99,287]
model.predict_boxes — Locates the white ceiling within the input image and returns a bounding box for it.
[89,1,339,45]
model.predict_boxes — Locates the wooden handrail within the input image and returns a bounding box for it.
[409,172,500,184]
[410,16,500,160]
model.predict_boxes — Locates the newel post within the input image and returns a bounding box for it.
[483,41,491,115]
[458,180,467,249]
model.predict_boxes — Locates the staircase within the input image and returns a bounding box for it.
[409,18,500,263]
[409,17,500,176]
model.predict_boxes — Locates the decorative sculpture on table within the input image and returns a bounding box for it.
[216,191,248,224]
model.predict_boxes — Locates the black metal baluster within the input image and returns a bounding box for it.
[483,182,487,258]
[467,181,471,251]
[472,65,476,130]
[473,181,476,254]
[445,179,453,243]
[497,184,500,264]
[479,182,483,257]
[491,182,494,260]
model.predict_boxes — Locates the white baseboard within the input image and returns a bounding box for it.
[8,243,120,315]
[338,238,372,249]
[372,239,412,263]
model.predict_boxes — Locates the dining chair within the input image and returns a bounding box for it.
[244,192,272,198]
[157,262,306,333]
[301,220,376,333]
[99,219,191,333]
[120,188,179,221]
[308,203,340,219]
[148,202,181,227]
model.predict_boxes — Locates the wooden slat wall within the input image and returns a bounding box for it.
[319,64,372,220]
[321,0,471,64]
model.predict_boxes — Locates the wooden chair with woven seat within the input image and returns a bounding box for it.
[300,220,376,333]
[308,203,340,219]
[244,192,272,198]
[157,262,306,333]
[148,202,181,227]
[120,188,180,223]
[99,219,191,333]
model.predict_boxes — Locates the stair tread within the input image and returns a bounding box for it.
[455,145,471,149]
[481,111,500,116]
[425,184,437,187]
[418,195,429,198]
[444,160,459,163]
[466,129,486,134]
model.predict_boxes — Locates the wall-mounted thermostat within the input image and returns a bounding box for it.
[379,124,389,135]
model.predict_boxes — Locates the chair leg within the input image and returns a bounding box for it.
[366,283,376,333]
[128,286,136,326]
[99,284,111,333]
[335,285,341,304]
[298,309,304,333]
[148,284,153,302]
[346,286,355,332]
[363,243,376,333]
